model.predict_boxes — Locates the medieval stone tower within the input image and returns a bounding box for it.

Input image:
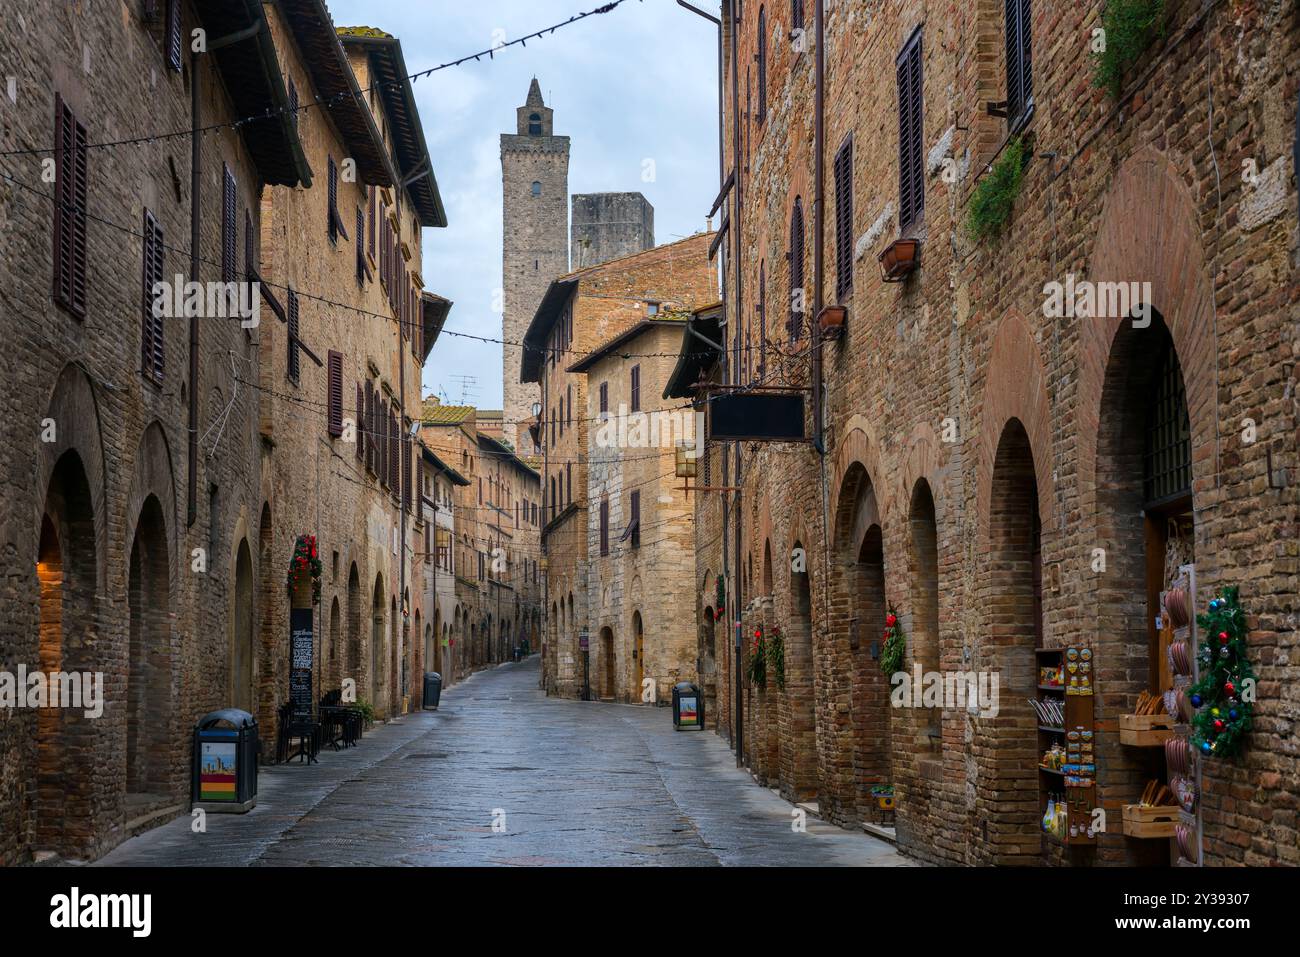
[501,79,570,452]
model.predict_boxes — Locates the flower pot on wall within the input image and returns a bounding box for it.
[817,304,846,340]
[878,238,921,282]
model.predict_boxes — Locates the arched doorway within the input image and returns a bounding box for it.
[833,463,890,818]
[256,504,276,735]
[328,597,341,690]
[784,540,818,803]
[370,574,385,708]
[346,563,360,692]
[126,494,172,798]
[631,611,644,701]
[1095,310,1193,866]
[985,418,1043,863]
[601,626,616,699]
[909,479,940,751]
[36,450,98,855]
[230,538,254,713]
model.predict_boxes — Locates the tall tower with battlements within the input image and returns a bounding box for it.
[501,79,569,452]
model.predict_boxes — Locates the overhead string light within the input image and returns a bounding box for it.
[0,0,632,158]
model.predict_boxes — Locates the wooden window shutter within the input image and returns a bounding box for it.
[833,137,853,301]
[758,260,767,377]
[400,270,408,340]
[53,94,87,319]
[355,207,366,286]
[1005,0,1033,127]
[141,209,165,385]
[365,385,375,472]
[789,197,805,340]
[356,383,365,461]
[368,188,376,260]
[599,381,608,415]
[288,76,298,128]
[287,288,300,382]
[630,490,640,548]
[600,499,609,556]
[402,430,412,512]
[327,156,338,243]
[244,209,256,279]
[791,0,803,32]
[221,164,236,284]
[165,0,182,72]
[897,30,925,233]
[389,410,400,491]
[378,398,389,486]
[327,351,344,437]
[631,365,641,412]
[757,6,767,124]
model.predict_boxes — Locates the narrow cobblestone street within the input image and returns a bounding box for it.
[97,657,905,867]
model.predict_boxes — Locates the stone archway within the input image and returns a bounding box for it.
[231,538,254,713]
[370,574,385,709]
[126,494,172,799]
[346,563,361,691]
[35,449,99,858]
[783,539,818,804]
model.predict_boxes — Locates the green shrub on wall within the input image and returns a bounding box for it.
[965,138,1027,243]
[1092,0,1167,98]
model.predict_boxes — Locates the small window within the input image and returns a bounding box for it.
[599,382,609,416]
[646,301,660,316]
[788,197,805,340]
[630,365,641,412]
[531,181,541,196]
[1005,0,1034,130]
[528,112,542,135]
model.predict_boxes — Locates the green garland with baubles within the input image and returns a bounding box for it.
[1189,586,1255,759]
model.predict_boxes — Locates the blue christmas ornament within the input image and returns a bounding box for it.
[1201,741,1212,753]
[1191,693,1202,707]
[1229,709,1238,720]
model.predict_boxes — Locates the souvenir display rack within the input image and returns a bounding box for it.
[1035,644,1098,846]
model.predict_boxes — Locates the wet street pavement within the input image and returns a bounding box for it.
[97,656,906,867]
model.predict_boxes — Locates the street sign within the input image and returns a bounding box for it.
[708,392,806,442]
[578,630,589,651]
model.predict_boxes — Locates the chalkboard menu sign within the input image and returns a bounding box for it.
[289,607,314,716]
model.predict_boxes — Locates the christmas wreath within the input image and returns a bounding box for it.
[1189,586,1255,759]
[880,608,906,676]
[287,533,323,605]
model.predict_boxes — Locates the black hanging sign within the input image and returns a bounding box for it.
[289,607,314,716]
[708,392,806,442]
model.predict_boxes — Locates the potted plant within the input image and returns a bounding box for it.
[878,238,921,282]
[817,304,847,340]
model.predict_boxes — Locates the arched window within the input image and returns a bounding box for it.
[531,181,541,196]
[528,112,541,135]
[1144,338,1192,506]
[756,7,767,124]
[789,197,805,340]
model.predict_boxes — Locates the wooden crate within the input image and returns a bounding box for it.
[1123,803,1179,838]
[1120,712,1175,746]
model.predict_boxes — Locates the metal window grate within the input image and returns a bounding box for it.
[1144,343,1192,504]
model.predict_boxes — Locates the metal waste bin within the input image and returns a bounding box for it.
[672,682,703,731]
[422,672,443,710]
[192,709,258,812]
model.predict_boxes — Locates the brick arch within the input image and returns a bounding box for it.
[1077,147,1217,515]
[897,421,942,518]
[977,310,1054,534]
[832,415,888,525]
[124,421,177,590]
[36,363,107,591]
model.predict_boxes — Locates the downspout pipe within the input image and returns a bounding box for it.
[728,0,744,768]
[188,49,200,527]
[812,0,825,454]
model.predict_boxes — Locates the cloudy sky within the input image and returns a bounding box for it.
[329,0,721,410]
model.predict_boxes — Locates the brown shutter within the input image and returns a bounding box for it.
[368,187,376,260]
[788,197,805,340]
[166,0,182,72]
[630,490,640,548]
[141,209,165,385]
[630,365,641,412]
[757,6,767,124]
[244,209,255,279]
[327,351,343,437]
[834,136,853,301]
[600,499,609,556]
[287,288,300,382]
[402,429,412,512]
[327,156,338,243]
[389,410,399,491]
[379,398,389,487]
[356,207,365,286]
[288,76,299,128]
[53,94,88,320]
[365,385,375,472]
[356,382,365,461]
[897,30,925,233]
[222,164,236,284]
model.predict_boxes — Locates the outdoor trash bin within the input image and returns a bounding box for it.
[672,682,703,730]
[192,709,258,813]
[423,672,443,710]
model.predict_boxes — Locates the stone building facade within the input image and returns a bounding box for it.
[521,233,716,698]
[415,442,469,697]
[0,0,310,864]
[501,80,569,454]
[571,192,655,270]
[696,0,1299,866]
[570,319,699,703]
[418,400,542,683]
[257,16,446,731]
